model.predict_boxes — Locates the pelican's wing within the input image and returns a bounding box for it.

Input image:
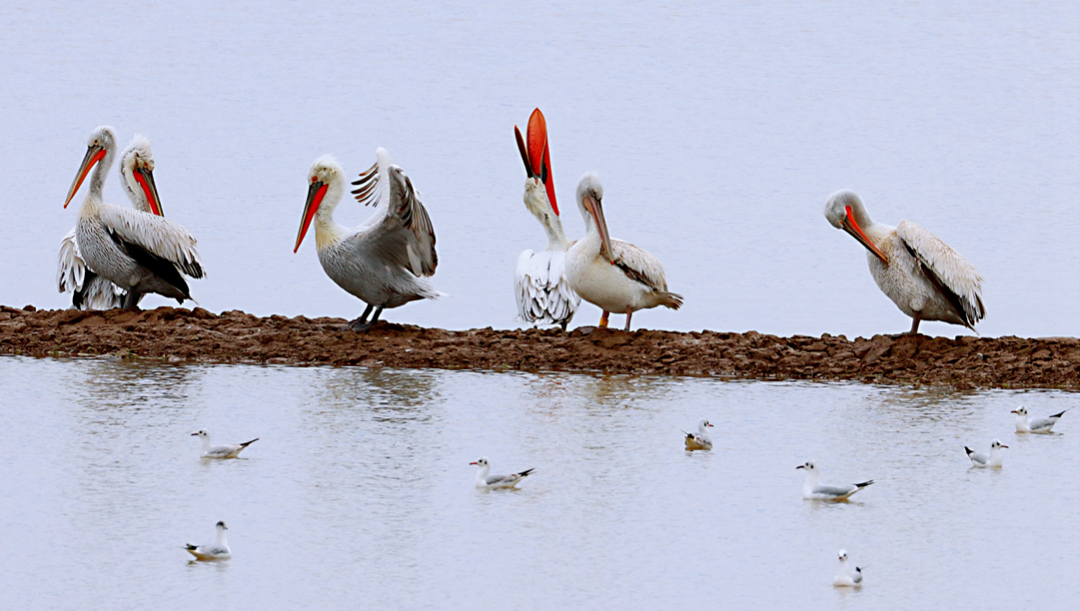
[610,238,669,292]
[896,220,985,328]
[515,250,580,325]
[349,165,438,278]
[75,272,125,310]
[57,227,86,293]
[97,204,205,278]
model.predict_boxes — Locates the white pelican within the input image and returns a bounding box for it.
[470,457,534,489]
[294,149,441,331]
[683,418,714,450]
[1012,406,1067,434]
[796,462,874,501]
[184,521,231,561]
[832,550,864,587]
[824,190,985,334]
[565,173,683,331]
[191,429,259,459]
[58,134,165,309]
[63,126,204,308]
[965,439,1007,468]
[513,108,580,329]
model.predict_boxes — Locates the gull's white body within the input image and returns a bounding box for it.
[471,457,534,489]
[797,462,874,501]
[824,190,985,334]
[64,127,204,308]
[565,173,682,331]
[684,418,714,451]
[1012,406,1066,434]
[193,429,258,459]
[966,439,1007,468]
[297,151,441,330]
[833,550,864,587]
[185,521,231,561]
[57,135,164,310]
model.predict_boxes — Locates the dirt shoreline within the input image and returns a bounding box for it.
[1,305,1077,389]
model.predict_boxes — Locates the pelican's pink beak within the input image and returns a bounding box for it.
[64,145,107,208]
[132,166,164,216]
[583,192,614,264]
[295,177,327,253]
[842,206,889,264]
[526,108,558,216]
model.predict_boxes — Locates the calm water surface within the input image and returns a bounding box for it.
[0,356,1076,609]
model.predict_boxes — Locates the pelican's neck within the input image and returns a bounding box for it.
[524,179,569,251]
[314,178,350,250]
[89,143,116,203]
[542,214,569,251]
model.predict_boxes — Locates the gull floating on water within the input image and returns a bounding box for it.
[192,429,259,459]
[832,549,864,587]
[965,439,1007,468]
[470,457,534,489]
[184,521,230,561]
[797,462,874,501]
[1012,406,1066,434]
[683,419,714,451]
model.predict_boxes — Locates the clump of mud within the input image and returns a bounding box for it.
[1,305,1077,389]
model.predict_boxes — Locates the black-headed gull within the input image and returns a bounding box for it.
[683,419,714,451]
[832,549,864,587]
[184,521,231,561]
[192,429,259,459]
[796,462,874,501]
[965,439,1007,468]
[470,457,534,489]
[1012,406,1067,434]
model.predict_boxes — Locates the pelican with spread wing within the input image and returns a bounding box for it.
[565,172,683,331]
[58,134,166,309]
[513,108,579,329]
[293,149,441,331]
[63,126,204,308]
[824,190,985,334]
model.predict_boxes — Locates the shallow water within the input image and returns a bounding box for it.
[0,356,1076,609]
[0,0,1077,338]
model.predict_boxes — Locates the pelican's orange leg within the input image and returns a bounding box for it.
[599,311,610,328]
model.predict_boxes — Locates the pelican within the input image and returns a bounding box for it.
[63,126,204,308]
[513,108,580,329]
[824,190,985,334]
[294,149,441,331]
[57,134,165,309]
[565,173,683,331]
[184,521,231,561]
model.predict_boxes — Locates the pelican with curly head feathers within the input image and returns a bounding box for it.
[565,172,683,331]
[63,126,204,308]
[824,190,985,335]
[513,108,579,329]
[57,134,166,309]
[294,149,442,331]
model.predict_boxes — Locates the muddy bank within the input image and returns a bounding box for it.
[0,305,1077,389]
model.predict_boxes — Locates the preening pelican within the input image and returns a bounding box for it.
[57,134,165,309]
[513,108,579,329]
[824,190,985,334]
[63,126,204,308]
[565,172,683,331]
[294,149,442,331]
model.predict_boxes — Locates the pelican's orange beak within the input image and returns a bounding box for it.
[64,144,107,208]
[842,206,889,264]
[583,192,614,264]
[132,166,164,216]
[527,108,558,215]
[295,177,327,253]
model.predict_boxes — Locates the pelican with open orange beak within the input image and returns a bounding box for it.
[512,108,580,330]
[294,149,442,331]
[824,190,984,334]
[564,172,683,331]
[61,126,204,309]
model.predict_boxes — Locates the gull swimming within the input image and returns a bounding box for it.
[683,419,714,451]
[832,549,864,587]
[192,429,259,459]
[965,439,1007,468]
[1012,406,1067,434]
[184,521,230,561]
[470,457,534,489]
[797,462,874,501]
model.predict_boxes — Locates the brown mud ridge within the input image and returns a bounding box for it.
[1,305,1078,389]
